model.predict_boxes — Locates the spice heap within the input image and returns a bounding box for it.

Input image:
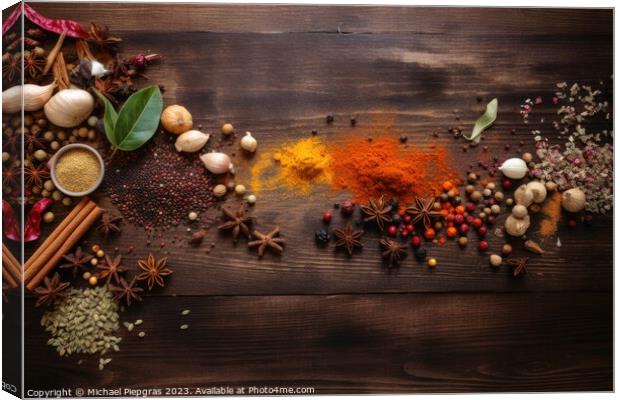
[251,137,332,194]
[105,134,216,228]
[41,286,122,358]
[54,147,101,193]
[528,82,613,213]
[330,135,458,204]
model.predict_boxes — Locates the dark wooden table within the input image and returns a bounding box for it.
[12,3,614,394]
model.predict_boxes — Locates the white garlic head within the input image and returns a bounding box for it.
[174,130,210,152]
[200,152,231,174]
[240,131,258,152]
[44,89,94,128]
[2,83,56,114]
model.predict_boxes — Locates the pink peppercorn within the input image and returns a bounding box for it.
[403,215,412,224]
[387,225,398,236]
[478,240,489,251]
[406,224,415,233]
[478,226,488,236]
[454,214,464,225]
[465,202,476,212]
[459,224,470,234]
[502,179,513,190]
[322,211,332,223]
[400,229,409,238]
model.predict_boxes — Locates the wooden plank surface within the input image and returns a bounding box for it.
[11,3,613,394]
[23,292,612,393]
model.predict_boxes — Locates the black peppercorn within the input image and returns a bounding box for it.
[414,247,427,261]
[350,117,356,127]
[311,129,318,136]
[315,229,330,245]
[392,214,401,225]
[326,115,334,124]
[399,135,408,143]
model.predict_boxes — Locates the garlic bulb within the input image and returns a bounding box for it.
[499,158,528,180]
[513,184,533,207]
[505,214,530,237]
[526,181,547,203]
[44,88,94,128]
[240,131,258,152]
[2,83,56,114]
[200,152,231,174]
[562,188,586,213]
[174,130,210,152]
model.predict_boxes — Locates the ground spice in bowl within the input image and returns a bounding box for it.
[53,145,103,195]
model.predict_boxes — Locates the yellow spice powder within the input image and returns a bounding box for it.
[250,137,332,194]
[55,148,101,193]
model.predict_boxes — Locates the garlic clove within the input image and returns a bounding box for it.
[2,83,56,114]
[240,131,258,152]
[44,88,94,128]
[499,158,528,180]
[200,152,231,174]
[174,130,210,152]
[90,60,110,78]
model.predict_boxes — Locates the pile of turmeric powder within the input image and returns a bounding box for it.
[250,137,333,194]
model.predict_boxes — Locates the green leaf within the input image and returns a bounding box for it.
[112,86,163,151]
[93,89,119,146]
[465,98,498,143]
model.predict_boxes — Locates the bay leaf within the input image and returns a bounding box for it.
[465,98,498,143]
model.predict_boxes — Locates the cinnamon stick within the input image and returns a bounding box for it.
[24,197,89,273]
[43,31,66,75]
[24,200,96,284]
[2,244,20,288]
[27,205,103,291]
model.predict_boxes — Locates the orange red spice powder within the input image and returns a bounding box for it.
[329,135,458,204]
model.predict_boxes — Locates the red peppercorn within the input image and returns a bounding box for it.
[466,215,475,225]
[567,219,577,229]
[472,218,483,228]
[387,225,398,236]
[478,240,489,251]
[478,226,488,236]
[406,224,414,233]
[486,215,496,224]
[465,202,476,212]
[454,214,464,225]
[446,226,458,238]
[400,229,409,238]
[411,235,422,247]
[424,228,435,240]
[459,224,470,234]
[322,211,332,223]
[403,215,412,224]
[502,179,513,190]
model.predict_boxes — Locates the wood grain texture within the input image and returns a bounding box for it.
[11,3,613,394]
[24,292,612,393]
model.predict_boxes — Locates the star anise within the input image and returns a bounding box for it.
[379,238,408,268]
[136,254,173,290]
[405,197,442,230]
[2,164,20,188]
[33,273,70,307]
[24,164,49,188]
[507,257,529,277]
[248,227,285,258]
[93,78,121,105]
[333,223,364,256]
[218,203,252,243]
[97,210,123,238]
[59,246,92,276]
[88,23,122,52]
[24,129,44,152]
[360,196,392,230]
[110,277,143,306]
[24,51,45,79]
[2,53,20,82]
[97,254,127,284]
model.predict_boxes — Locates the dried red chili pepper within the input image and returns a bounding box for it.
[3,4,89,39]
[24,198,53,242]
[2,200,20,242]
